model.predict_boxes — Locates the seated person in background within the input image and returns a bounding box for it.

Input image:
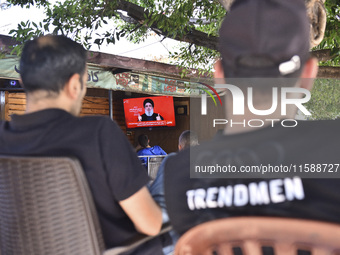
[0,35,162,254]
[150,130,199,255]
[151,130,199,205]
[138,98,164,121]
[137,134,167,167]
[164,0,339,237]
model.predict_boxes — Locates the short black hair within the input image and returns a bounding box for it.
[19,35,87,93]
[143,98,154,108]
[138,134,149,148]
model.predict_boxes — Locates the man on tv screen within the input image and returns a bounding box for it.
[138,98,164,121]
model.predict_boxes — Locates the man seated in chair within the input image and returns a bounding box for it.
[163,0,340,237]
[0,35,162,254]
[137,134,167,168]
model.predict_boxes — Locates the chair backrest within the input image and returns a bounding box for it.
[174,217,340,255]
[148,156,165,180]
[0,156,105,255]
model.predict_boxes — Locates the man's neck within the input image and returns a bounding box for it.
[25,91,71,114]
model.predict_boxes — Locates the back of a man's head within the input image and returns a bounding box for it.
[138,134,149,148]
[178,130,199,151]
[219,0,310,78]
[20,35,87,93]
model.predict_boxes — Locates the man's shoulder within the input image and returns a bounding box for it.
[165,147,190,170]
[61,114,124,140]
[0,120,6,132]
[298,118,340,128]
[151,113,163,118]
[137,147,150,155]
[78,114,119,128]
[137,148,145,155]
[153,113,163,119]
[152,145,165,152]
[152,145,161,151]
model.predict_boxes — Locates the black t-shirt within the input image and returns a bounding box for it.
[0,109,161,253]
[164,119,340,235]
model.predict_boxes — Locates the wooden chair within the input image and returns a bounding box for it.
[0,156,171,255]
[174,217,340,255]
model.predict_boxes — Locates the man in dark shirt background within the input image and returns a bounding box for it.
[164,0,340,237]
[0,35,163,254]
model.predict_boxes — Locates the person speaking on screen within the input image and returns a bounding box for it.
[138,98,164,121]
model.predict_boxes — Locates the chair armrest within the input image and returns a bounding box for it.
[103,222,172,255]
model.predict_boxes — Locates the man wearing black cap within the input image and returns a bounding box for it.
[163,0,340,237]
[138,98,164,121]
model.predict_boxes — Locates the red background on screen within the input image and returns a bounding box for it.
[123,96,176,128]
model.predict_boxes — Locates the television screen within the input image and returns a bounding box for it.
[123,96,176,129]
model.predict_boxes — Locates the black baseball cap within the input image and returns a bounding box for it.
[219,0,310,77]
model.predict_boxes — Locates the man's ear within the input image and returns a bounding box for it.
[299,57,318,91]
[19,79,25,88]
[214,59,225,79]
[64,73,81,99]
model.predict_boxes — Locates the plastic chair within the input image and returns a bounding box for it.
[148,156,165,180]
[174,217,340,255]
[138,155,166,180]
[0,156,171,255]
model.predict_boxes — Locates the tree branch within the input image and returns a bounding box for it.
[113,0,219,50]
[112,0,327,52]
[217,0,234,10]
[317,66,340,78]
[117,11,138,24]
[311,49,339,62]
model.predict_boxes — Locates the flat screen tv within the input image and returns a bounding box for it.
[123,96,176,129]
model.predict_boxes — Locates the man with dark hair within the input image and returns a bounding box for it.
[164,0,339,237]
[0,35,163,254]
[138,98,164,121]
[137,134,167,167]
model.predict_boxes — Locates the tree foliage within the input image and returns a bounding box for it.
[305,78,340,120]
[6,0,340,72]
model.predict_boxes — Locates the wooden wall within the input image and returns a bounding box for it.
[6,92,25,118]
[5,92,111,119]
[81,97,110,116]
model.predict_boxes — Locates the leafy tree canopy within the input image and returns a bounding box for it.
[6,0,339,74]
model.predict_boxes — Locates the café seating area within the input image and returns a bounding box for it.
[1,155,340,255]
